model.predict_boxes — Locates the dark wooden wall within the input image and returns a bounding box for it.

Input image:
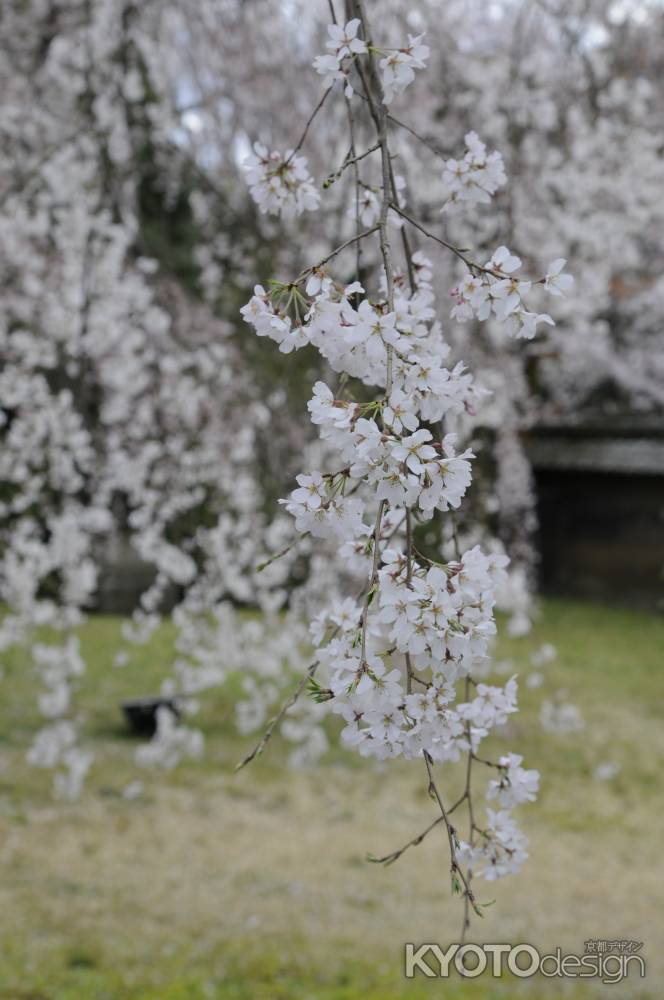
[534,469,664,608]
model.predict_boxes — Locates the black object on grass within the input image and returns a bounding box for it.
[122,697,180,737]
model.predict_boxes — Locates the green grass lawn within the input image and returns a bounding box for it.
[0,599,662,999]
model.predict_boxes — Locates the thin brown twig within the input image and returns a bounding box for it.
[388,203,477,270]
[354,0,396,389]
[423,750,476,908]
[285,86,333,164]
[235,660,320,770]
[255,533,309,573]
[359,499,386,663]
[389,203,509,283]
[405,508,414,694]
[367,786,468,866]
[353,90,451,160]
[472,752,505,770]
[386,111,451,160]
[324,142,380,188]
[461,688,475,944]
[293,224,379,284]
[347,98,363,286]
[369,815,444,865]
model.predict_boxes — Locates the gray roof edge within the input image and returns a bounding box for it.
[525,437,664,474]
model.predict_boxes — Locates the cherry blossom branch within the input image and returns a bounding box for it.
[255,534,309,573]
[0,132,80,208]
[235,658,322,770]
[345,0,400,669]
[386,110,451,160]
[405,509,415,694]
[472,752,506,770]
[389,203,527,289]
[238,0,548,937]
[460,684,476,943]
[285,86,333,164]
[294,224,379,283]
[367,788,467,865]
[387,202,480,271]
[369,814,444,866]
[351,4,481,935]
[423,750,478,911]
[354,89,451,160]
[359,500,386,661]
[323,141,380,188]
[353,0,396,383]
[344,93,364,285]
[237,506,409,774]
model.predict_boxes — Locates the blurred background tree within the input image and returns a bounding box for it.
[1,0,663,790]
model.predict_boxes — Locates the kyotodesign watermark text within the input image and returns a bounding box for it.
[404,940,645,983]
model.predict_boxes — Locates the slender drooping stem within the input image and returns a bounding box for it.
[353,0,396,391]
[423,750,477,909]
[348,2,480,941]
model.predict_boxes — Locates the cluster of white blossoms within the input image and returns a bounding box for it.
[241,258,478,418]
[282,375,474,534]
[313,20,429,106]
[350,173,406,228]
[442,131,507,207]
[26,719,93,801]
[450,246,573,339]
[316,548,515,764]
[258,20,428,219]
[458,808,530,881]
[135,706,204,770]
[242,247,542,879]
[240,5,576,903]
[243,142,320,218]
[313,18,367,96]
[540,697,585,734]
[32,637,85,719]
[379,33,430,105]
[544,259,575,297]
[486,753,540,807]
